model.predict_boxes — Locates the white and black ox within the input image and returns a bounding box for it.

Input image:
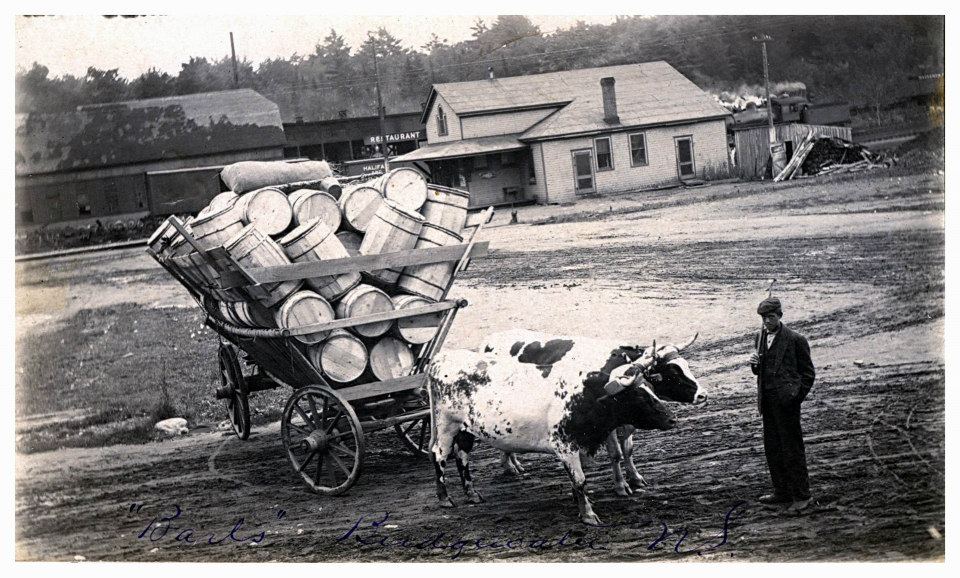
[487,330,705,496]
[427,330,704,525]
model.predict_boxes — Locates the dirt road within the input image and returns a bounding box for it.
[15,171,945,561]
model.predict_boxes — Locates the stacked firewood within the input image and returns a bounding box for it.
[148,160,471,387]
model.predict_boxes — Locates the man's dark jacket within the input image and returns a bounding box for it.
[751,323,815,413]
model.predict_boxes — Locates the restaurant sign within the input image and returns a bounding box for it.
[364,130,425,146]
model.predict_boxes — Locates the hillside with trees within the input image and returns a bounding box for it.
[16,15,943,128]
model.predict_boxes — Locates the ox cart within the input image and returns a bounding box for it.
[147,180,491,496]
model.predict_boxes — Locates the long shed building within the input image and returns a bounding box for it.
[15,89,285,227]
[394,61,733,207]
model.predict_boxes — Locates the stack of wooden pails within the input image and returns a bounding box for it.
[149,165,471,388]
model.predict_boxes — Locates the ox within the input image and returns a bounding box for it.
[481,330,704,497]
[427,347,675,525]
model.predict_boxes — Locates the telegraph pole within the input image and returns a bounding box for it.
[371,40,390,173]
[229,32,240,89]
[753,33,785,176]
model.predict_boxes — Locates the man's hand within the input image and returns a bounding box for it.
[749,353,760,365]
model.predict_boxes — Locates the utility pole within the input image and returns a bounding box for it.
[371,40,390,173]
[753,33,785,176]
[229,32,240,89]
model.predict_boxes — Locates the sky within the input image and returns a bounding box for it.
[14,14,620,80]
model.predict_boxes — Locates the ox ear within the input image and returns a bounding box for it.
[676,333,699,352]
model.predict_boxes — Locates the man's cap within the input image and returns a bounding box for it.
[757,296,782,316]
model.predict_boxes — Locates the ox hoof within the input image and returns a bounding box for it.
[628,476,648,489]
[581,513,603,526]
[438,497,456,509]
[615,484,633,497]
[466,491,485,504]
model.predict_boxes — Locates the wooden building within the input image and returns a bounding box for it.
[15,89,285,227]
[393,61,733,207]
[732,123,853,180]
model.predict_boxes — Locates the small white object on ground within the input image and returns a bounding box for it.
[154,417,189,436]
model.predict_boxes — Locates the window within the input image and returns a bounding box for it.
[629,133,648,167]
[436,106,448,136]
[594,137,613,171]
[527,149,537,184]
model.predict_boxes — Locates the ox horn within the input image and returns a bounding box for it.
[676,332,699,352]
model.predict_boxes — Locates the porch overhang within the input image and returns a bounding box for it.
[392,134,527,163]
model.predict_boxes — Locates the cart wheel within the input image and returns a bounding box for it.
[218,343,250,441]
[395,414,432,457]
[281,386,364,496]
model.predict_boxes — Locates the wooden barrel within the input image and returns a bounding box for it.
[235,187,292,236]
[276,290,336,344]
[392,294,442,344]
[421,185,470,232]
[338,185,384,233]
[335,284,394,338]
[208,191,240,213]
[224,224,302,307]
[190,203,245,251]
[397,223,464,302]
[375,168,428,212]
[278,219,361,301]
[166,216,197,258]
[336,231,363,258]
[288,188,342,231]
[318,176,343,200]
[359,199,425,285]
[369,336,416,381]
[309,329,368,384]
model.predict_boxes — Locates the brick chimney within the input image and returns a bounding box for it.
[601,77,619,124]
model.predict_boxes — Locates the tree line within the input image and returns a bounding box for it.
[16,15,943,125]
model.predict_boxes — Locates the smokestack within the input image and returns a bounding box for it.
[601,77,619,124]
[488,67,495,80]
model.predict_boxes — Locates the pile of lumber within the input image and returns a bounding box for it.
[775,132,893,181]
[148,160,471,387]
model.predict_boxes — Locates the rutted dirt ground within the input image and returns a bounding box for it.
[15,171,945,561]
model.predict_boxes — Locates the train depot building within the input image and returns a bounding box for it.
[394,61,733,207]
[15,89,285,227]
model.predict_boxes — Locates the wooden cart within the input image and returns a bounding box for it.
[147,182,491,495]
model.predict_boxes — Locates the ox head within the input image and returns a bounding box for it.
[612,334,706,405]
[596,366,676,431]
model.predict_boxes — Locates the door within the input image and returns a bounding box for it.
[675,136,696,179]
[572,149,595,194]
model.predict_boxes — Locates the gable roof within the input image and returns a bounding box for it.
[16,89,285,176]
[423,61,730,141]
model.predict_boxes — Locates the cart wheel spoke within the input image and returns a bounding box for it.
[281,386,364,496]
[328,450,351,476]
[219,343,250,441]
[395,414,432,458]
[417,419,428,450]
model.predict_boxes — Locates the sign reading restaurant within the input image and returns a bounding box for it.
[364,130,425,145]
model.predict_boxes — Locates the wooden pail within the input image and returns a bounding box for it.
[369,336,416,381]
[391,294,442,344]
[190,203,245,252]
[235,187,292,236]
[375,168,428,212]
[278,219,361,301]
[289,188,342,232]
[276,290,336,344]
[207,191,240,213]
[338,185,384,233]
[421,185,470,233]
[318,176,343,200]
[359,199,425,285]
[396,223,464,302]
[335,284,395,338]
[224,224,302,307]
[310,329,368,384]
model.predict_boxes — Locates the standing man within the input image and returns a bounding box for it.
[749,297,816,513]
